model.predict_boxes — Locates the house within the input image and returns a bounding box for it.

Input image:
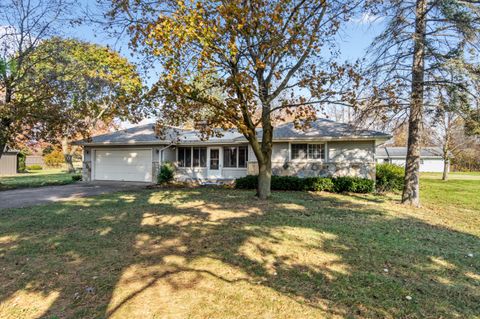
[375,146,447,172]
[0,150,19,175]
[75,119,391,183]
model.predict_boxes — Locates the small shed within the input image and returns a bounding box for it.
[0,150,19,175]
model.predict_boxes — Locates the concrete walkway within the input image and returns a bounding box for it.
[0,182,148,209]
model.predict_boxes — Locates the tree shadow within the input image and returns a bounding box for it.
[0,188,478,318]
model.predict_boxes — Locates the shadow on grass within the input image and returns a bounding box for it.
[0,189,478,318]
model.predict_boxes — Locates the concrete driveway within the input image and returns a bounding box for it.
[0,181,148,209]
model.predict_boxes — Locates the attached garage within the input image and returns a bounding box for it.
[93,149,153,182]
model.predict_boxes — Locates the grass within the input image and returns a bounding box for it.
[0,175,478,318]
[0,169,77,191]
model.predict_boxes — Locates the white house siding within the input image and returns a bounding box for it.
[328,141,375,162]
[222,168,248,179]
[421,159,445,172]
[247,140,376,179]
[175,168,208,181]
[162,147,176,162]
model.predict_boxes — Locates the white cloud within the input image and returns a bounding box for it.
[352,12,384,25]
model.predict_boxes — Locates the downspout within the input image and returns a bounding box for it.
[158,143,175,164]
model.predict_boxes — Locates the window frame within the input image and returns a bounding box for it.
[223,145,249,168]
[193,147,207,168]
[177,146,207,168]
[289,142,326,161]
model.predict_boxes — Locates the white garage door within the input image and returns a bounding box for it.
[94,149,152,182]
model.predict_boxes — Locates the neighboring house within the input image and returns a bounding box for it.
[376,146,447,173]
[75,119,391,183]
[0,150,19,175]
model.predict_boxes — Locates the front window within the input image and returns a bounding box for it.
[224,147,237,168]
[291,144,308,159]
[178,147,191,167]
[291,143,325,160]
[193,147,207,167]
[223,146,248,168]
[238,146,248,167]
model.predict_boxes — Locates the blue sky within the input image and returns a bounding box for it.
[66,2,384,126]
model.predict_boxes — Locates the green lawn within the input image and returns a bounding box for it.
[0,175,478,318]
[0,169,77,191]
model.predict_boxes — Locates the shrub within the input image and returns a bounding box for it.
[332,176,375,193]
[17,152,26,172]
[376,163,404,193]
[27,164,43,170]
[71,174,82,181]
[44,150,64,167]
[302,177,335,192]
[235,175,258,189]
[235,175,372,193]
[157,162,175,184]
[271,175,304,191]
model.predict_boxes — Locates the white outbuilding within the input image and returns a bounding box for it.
[376,147,447,173]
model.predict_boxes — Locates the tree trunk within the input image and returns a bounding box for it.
[0,87,13,160]
[257,157,272,200]
[442,132,450,181]
[61,136,76,173]
[64,154,75,173]
[442,159,449,180]
[401,0,427,207]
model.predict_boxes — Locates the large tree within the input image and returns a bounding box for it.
[362,0,480,206]
[24,38,143,172]
[0,0,74,158]
[106,0,361,199]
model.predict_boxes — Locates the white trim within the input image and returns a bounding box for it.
[208,147,222,178]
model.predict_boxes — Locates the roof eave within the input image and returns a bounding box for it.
[76,141,170,146]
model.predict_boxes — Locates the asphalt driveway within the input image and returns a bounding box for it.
[0,181,148,209]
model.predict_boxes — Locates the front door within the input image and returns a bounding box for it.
[208,147,222,179]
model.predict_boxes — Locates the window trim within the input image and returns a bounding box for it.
[289,142,327,161]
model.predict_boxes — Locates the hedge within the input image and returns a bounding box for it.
[235,175,374,193]
[27,164,43,170]
[376,164,404,193]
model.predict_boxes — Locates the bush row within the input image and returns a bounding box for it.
[27,164,43,170]
[375,163,404,193]
[235,175,375,193]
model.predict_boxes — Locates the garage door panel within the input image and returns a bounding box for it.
[94,149,152,182]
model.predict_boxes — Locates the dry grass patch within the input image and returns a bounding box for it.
[0,177,479,319]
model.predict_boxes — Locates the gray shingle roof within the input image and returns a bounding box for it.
[376,147,443,158]
[266,119,390,140]
[75,124,169,145]
[76,119,391,146]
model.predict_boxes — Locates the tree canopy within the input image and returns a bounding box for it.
[107,0,361,198]
[359,0,480,205]
[20,38,144,171]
